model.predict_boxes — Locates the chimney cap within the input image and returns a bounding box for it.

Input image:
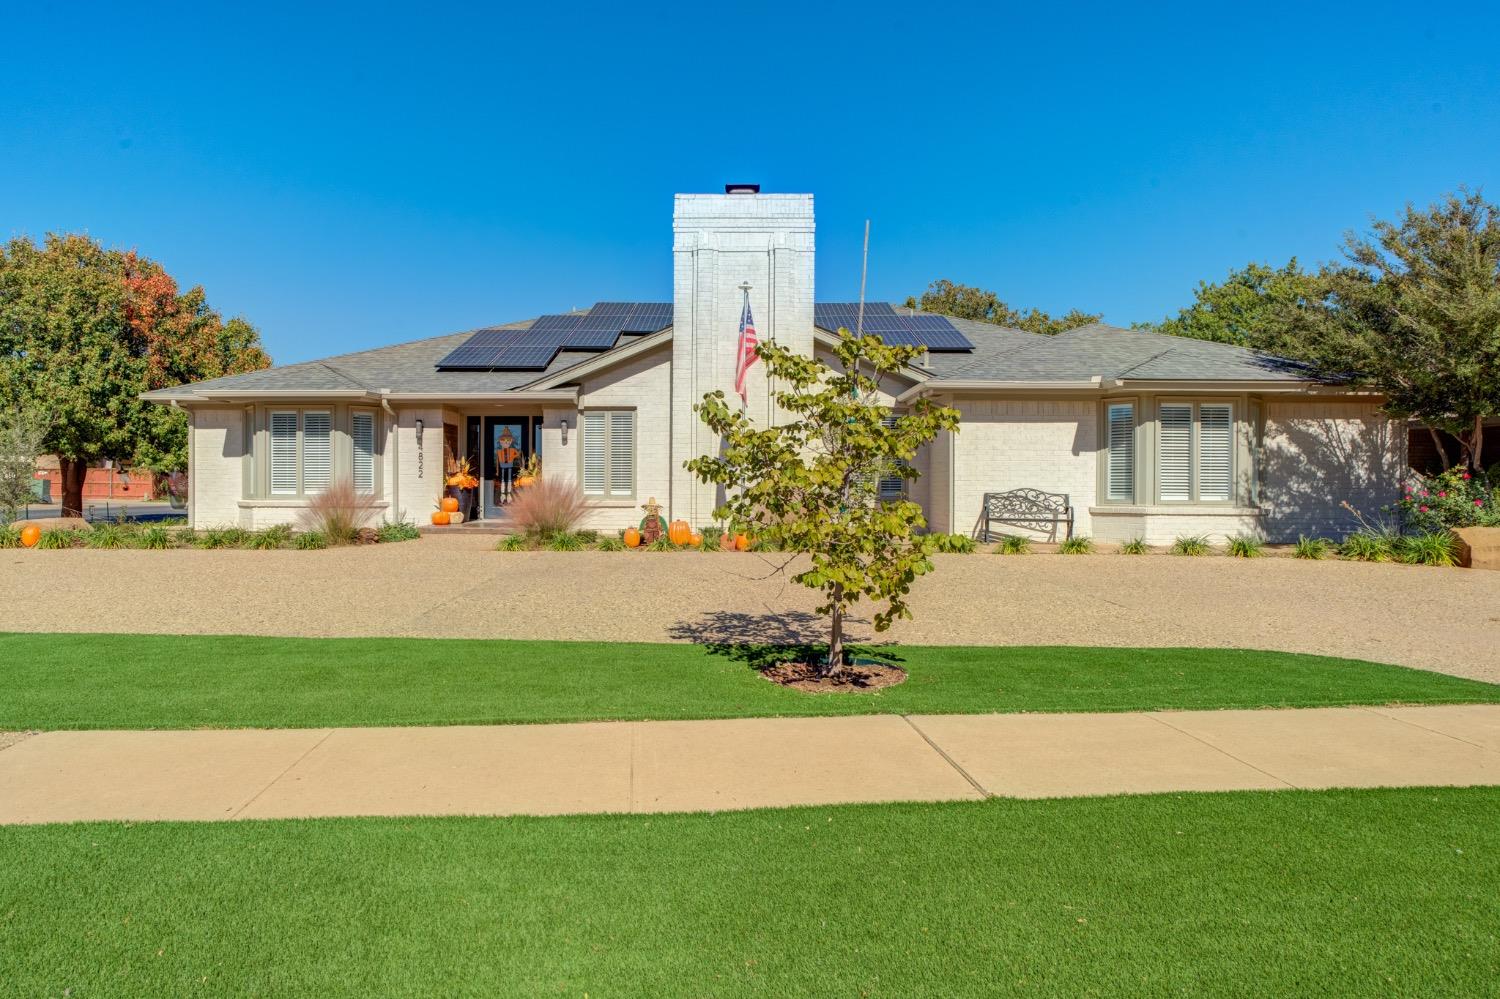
[724,183,760,194]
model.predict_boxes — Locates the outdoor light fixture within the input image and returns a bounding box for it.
[415,418,424,441]
[560,418,569,445]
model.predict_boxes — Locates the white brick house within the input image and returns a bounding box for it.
[145,187,1404,543]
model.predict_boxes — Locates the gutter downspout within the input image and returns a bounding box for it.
[171,400,194,527]
[381,394,400,522]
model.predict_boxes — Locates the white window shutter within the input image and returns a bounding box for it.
[351,412,376,493]
[878,415,905,500]
[270,411,298,495]
[302,411,332,493]
[1198,404,1232,502]
[582,412,606,495]
[1158,404,1193,502]
[608,411,634,496]
[1106,403,1134,501]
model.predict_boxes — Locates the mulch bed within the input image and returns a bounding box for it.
[760,660,908,693]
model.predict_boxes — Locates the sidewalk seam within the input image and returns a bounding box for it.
[1145,714,1300,790]
[1357,706,1492,750]
[901,716,991,799]
[229,728,336,819]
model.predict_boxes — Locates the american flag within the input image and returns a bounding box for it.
[733,294,759,406]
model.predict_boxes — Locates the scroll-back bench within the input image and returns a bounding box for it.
[980,489,1074,542]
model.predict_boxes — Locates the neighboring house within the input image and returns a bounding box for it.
[144,187,1404,543]
[33,456,156,503]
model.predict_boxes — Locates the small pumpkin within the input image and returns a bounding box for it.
[515,475,535,488]
[431,510,451,526]
[734,533,750,552]
[719,532,733,550]
[441,496,460,513]
[19,523,42,548]
[689,530,703,547]
[623,526,641,548]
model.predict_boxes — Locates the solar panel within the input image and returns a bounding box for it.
[812,303,973,351]
[527,314,583,333]
[565,328,624,350]
[487,342,565,369]
[587,302,632,317]
[435,303,675,370]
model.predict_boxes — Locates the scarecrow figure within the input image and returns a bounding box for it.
[494,426,521,505]
[640,496,664,544]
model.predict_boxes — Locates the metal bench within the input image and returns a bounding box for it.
[981,489,1074,542]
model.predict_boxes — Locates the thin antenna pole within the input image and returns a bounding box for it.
[856,219,870,337]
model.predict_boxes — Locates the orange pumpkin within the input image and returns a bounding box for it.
[667,519,693,546]
[515,475,535,488]
[19,523,41,548]
[623,526,641,548]
[441,496,460,513]
[719,532,733,550]
[734,533,750,552]
[689,531,703,547]
[431,510,451,526]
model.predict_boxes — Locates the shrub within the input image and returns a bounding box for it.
[575,529,599,544]
[646,536,679,552]
[507,476,591,540]
[297,479,380,545]
[595,536,625,552]
[0,523,20,548]
[194,527,250,550]
[1394,531,1459,567]
[376,519,421,543]
[994,534,1031,555]
[1340,530,1395,562]
[293,530,327,550]
[36,528,82,550]
[246,525,292,550]
[1117,537,1148,555]
[1394,469,1499,532]
[927,533,976,554]
[138,525,174,550]
[1172,534,1213,556]
[496,534,532,552]
[546,531,586,552]
[1292,536,1332,560]
[698,532,721,552]
[1058,535,1095,555]
[83,522,133,549]
[1226,534,1264,558]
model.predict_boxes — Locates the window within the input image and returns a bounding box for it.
[351,411,376,493]
[1105,403,1135,501]
[582,409,634,498]
[267,409,335,497]
[878,415,906,501]
[1157,401,1234,503]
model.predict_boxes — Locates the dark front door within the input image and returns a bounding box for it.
[482,416,531,519]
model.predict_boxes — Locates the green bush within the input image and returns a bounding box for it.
[1226,535,1264,558]
[594,536,625,552]
[1117,537,1148,555]
[0,524,19,548]
[574,529,599,544]
[1171,534,1213,557]
[698,532,722,552]
[1394,532,1459,567]
[138,525,174,550]
[84,522,134,549]
[376,519,421,543]
[546,532,586,552]
[927,533,977,554]
[246,525,292,550]
[1292,536,1332,560]
[1395,469,1498,532]
[36,528,82,550]
[1058,535,1095,555]
[1340,530,1395,562]
[194,527,250,550]
[496,534,531,552]
[994,534,1031,555]
[293,531,328,551]
[646,536,679,552]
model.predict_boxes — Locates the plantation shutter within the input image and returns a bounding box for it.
[608,410,634,496]
[582,411,606,495]
[351,411,376,493]
[1198,404,1232,502]
[1158,404,1193,502]
[878,415,905,500]
[1106,403,1135,501]
[302,411,332,493]
[270,411,298,495]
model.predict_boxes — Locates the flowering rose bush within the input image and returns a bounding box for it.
[1394,469,1500,532]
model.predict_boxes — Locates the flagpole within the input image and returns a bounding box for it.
[856,219,870,338]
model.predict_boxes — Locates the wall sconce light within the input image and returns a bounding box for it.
[415,418,424,442]
[560,418,569,446]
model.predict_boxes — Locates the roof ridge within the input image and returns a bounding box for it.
[316,361,370,389]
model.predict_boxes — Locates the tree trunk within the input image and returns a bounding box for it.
[1472,415,1485,474]
[1428,426,1451,472]
[824,586,845,677]
[58,456,87,518]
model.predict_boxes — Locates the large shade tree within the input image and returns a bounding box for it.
[1136,259,1330,348]
[0,234,270,514]
[687,331,960,673]
[904,279,1101,335]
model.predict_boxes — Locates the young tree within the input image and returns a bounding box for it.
[0,234,270,514]
[1285,190,1500,472]
[687,332,960,673]
[1137,259,1329,347]
[904,278,1102,334]
[0,407,48,523]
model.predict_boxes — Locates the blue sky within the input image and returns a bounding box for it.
[4,1,1496,364]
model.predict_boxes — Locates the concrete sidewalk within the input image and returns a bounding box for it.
[2,705,1498,825]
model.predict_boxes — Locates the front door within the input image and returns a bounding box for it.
[482,417,531,519]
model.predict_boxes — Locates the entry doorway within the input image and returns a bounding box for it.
[480,416,536,520]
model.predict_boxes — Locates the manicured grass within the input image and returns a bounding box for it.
[1,788,1496,995]
[3,632,1498,730]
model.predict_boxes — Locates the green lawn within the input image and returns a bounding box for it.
[0,788,1495,996]
[2,632,1498,730]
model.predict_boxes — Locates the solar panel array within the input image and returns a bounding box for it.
[813,303,974,351]
[436,302,674,371]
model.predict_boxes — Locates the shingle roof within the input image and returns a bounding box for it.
[145,310,1316,401]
